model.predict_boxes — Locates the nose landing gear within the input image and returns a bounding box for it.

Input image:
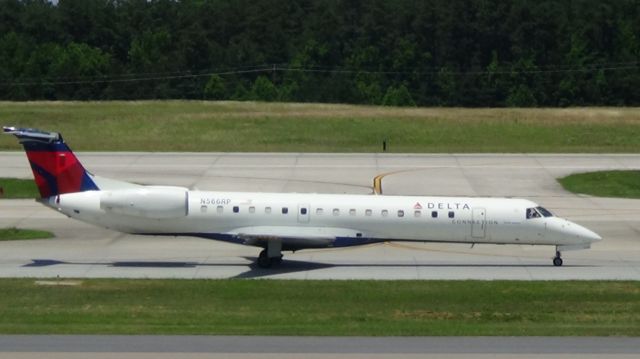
[553,249,563,267]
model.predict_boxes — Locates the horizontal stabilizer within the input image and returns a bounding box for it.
[3,126,61,142]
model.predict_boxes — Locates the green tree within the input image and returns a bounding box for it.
[382,85,416,107]
[345,45,384,104]
[506,84,537,107]
[231,82,250,101]
[282,39,331,102]
[505,56,540,107]
[0,0,639,105]
[436,67,457,106]
[127,29,173,98]
[48,43,110,99]
[0,32,34,99]
[250,76,278,101]
[354,73,383,105]
[203,74,226,100]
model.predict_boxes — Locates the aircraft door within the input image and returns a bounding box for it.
[298,204,310,223]
[471,208,486,238]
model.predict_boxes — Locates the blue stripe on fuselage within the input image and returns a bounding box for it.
[332,236,384,247]
[133,232,384,250]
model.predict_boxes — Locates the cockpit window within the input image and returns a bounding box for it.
[526,207,554,219]
[526,207,542,219]
[536,206,553,217]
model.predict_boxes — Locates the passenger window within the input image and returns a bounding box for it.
[282,207,288,214]
[217,205,223,214]
[397,210,404,217]
[249,206,255,214]
[349,209,356,216]
[233,206,239,213]
[200,205,207,213]
[316,208,324,215]
[300,208,307,215]
[431,211,438,218]
[414,210,421,217]
[333,208,340,216]
[365,209,372,216]
[448,211,454,218]
[381,210,388,217]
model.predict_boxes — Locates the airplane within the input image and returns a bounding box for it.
[4,126,601,268]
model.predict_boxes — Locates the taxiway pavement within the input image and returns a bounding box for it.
[1,335,639,358]
[1,152,639,280]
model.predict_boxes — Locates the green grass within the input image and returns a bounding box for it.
[1,101,640,152]
[559,170,640,198]
[0,227,53,241]
[0,178,39,199]
[0,279,638,335]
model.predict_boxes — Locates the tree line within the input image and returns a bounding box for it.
[1,0,639,106]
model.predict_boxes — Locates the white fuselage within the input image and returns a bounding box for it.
[49,187,601,252]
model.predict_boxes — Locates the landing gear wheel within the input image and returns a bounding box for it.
[553,250,563,267]
[256,249,283,268]
[257,249,272,268]
[553,257,563,267]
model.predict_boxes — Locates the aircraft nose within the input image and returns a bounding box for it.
[569,221,602,243]
[584,227,602,242]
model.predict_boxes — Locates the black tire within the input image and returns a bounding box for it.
[553,257,563,267]
[257,249,271,268]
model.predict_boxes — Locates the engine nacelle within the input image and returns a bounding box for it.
[100,188,188,219]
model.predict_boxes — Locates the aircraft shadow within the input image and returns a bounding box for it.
[22,258,594,279]
[24,259,246,269]
[21,258,333,278]
[233,257,333,278]
[21,258,332,278]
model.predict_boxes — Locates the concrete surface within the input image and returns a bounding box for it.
[1,153,639,280]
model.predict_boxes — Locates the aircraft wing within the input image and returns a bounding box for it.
[226,226,367,250]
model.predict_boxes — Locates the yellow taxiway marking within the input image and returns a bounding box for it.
[372,169,425,195]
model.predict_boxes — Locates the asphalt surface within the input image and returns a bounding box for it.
[0,335,639,357]
[1,152,640,280]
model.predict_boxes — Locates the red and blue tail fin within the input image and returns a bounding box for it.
[3,126,99,198]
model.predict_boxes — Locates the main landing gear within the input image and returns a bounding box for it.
[257,249,283,268]
[256,239,283,268]
[553,249,563,267]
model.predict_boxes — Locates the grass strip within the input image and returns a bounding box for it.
[0,228,53,241]
[0,279,638,335]
[559,170,640,198]
[0,178,39,199]
[1,101,640,153]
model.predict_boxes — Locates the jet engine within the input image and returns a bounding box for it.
[100,188,188,219]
